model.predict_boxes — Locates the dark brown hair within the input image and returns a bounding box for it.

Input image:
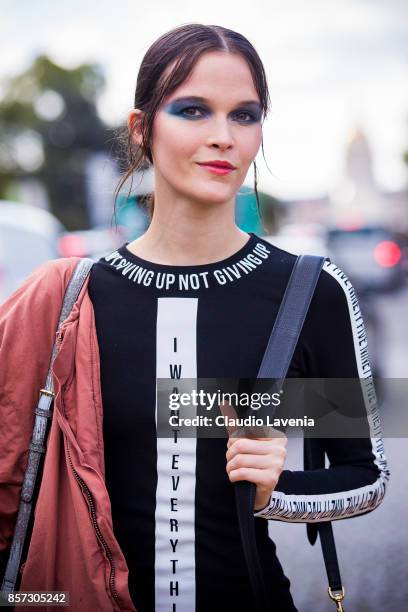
[113,23,271,222]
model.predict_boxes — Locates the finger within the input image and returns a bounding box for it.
[226,437,287,461]
[227,466,278,486]
[227,439,247,452]
[226,434,285,448]
[226,453,273,473]
[227,446,287,469]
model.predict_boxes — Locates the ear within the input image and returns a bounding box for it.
[127,109,145,147]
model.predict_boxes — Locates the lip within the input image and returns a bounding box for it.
[197,160,236,169]
[196,160,236,176]
[198,165,234,175]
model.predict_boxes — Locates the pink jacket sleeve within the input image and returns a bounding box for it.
[0,258,79,560]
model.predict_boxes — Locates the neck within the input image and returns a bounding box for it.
[127,190,250,266]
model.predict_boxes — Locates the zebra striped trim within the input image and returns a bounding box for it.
[254,261,390,522]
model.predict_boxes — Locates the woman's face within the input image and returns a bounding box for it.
[131,51,263,207]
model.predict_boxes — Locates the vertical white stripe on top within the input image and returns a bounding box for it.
[155,297,198,612]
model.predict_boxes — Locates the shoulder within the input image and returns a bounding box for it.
[301,258,364,344]
[251,235,298,287]
[254,235,298,266]
[314,259,359,312]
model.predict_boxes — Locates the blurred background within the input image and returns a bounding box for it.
[1,1,407,610]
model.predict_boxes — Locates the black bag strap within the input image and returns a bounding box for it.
[234,254,331,612]
[1,257,94,595]
[304,438,346,609]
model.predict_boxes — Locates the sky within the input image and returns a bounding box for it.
[1,0,408,199]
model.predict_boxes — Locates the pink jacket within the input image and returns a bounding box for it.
[0,258,136,611]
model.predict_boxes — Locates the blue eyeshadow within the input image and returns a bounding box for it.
[164,100,204,117]
[162,98,262,123]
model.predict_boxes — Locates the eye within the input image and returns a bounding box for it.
[235,111,256,123]
[177,105,259,122]
[181,106,204,118]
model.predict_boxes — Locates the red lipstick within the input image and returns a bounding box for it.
[197,160,236,175]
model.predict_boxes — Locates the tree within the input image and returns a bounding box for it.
[0,55,110,229]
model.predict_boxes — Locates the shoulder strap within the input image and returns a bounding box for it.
[234,254,326,612]
[304,440,345,605]
[257,253,326,381]
[1,257,94,594]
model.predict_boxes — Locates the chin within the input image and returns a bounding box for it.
[192,193,234,207]
[188,184,236,205]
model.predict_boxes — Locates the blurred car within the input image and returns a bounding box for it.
[326,224,405,381]
[392,230,408,278]
[0,200,65,303]
[326,225,404,294]
[57,225,128,261]
[263,222,396,379]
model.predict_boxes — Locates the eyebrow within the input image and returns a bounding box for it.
[168,96,262,109]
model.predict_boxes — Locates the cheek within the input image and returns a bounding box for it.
[239,126,262,162]
[151,116,199,166]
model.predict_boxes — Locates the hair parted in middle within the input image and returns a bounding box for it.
[113,23,271,221]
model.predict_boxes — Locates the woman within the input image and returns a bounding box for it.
[0,23,389,612]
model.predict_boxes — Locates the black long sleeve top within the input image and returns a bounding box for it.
[88,231,389,612]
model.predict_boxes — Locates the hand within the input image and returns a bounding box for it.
[225,432,288,511]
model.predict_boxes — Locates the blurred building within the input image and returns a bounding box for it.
[281,127,408,235]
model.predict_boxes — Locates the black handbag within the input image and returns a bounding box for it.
[234,254,346,612]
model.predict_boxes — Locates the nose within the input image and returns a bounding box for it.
[206,115,234,150]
